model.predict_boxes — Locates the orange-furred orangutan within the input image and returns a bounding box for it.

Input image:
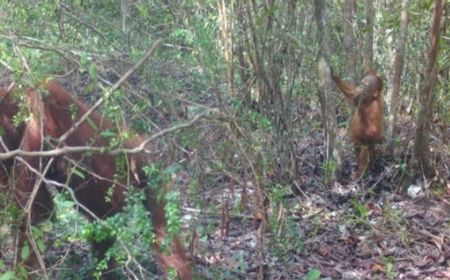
[331,70,384,178]
[0,81,192,279]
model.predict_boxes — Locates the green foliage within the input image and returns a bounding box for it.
[382,256,395,279]
[351,199,368,219]
[85,116,99,132]
[379,5,401,31]
[82,223,112,244]
[0,194,22,225]
[167,267,178,280]
[76,163,183,275]
[30,225,47,253]
[415,0,435,11]
[310,216,325,237]
[80,53,98,82]
[0,2,64,76]
[306,268,321,280]
[20,244,30,261]
[71,167,86,179]
[179,129,199,150]
[323,159,337,183]
[83,188,155,244]
[1,1,56,36]
[227,251,249,275]
[143,163,165,192]
[187,10,223,76]
[0,271,16,280]
[0,260,5,270]
[130,101,152,133]
[268,184,290,205]
[267,185,303,257]
[247,110,273,132]
[269,215,303,258]
[147,163,183,239]
[68,103,79,121]
[44,195,91,279]
[102,89,126,125]
[165,190,182,237]
[169,29,194,46]
[380,203,408,245]
[54,193,87,231]
[350,199,369,225]
[80,188,158,275]
[9,91,31,128]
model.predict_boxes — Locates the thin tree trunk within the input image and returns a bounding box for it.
[315,0,342,182]
[363,0,375,71]
[413,0,444,178]
[217,0,235,96]
[386,0,409,154]
[121,0,129,53]
[343,0,357,82]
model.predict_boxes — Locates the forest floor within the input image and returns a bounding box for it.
[194,171,450,280]
[189,130,450,280]
[42,136,450,280]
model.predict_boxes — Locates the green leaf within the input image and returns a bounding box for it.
[100,130,117,138]
[164,163,182,177]
[386,262,393,272]
[86,116,99,131]
[80,52,88,66]
[351,198,368,219]
[71,168,86,179]
[37,239,46,252]
[21,244,30,260]
[306,268,321,280]
[31,225,44,238]
[88,64,97,80]
[0,271,16,280]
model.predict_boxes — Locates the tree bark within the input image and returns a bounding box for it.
[386,0,409,154]
[315,0,342,181]
[217,0,235,96]
[363,0,375,71]
[413,0,444,178]
[121,0,130,53]
[343,0,357,82]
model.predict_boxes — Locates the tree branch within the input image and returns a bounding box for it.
[57,38,163,144]
[0,113,205,160]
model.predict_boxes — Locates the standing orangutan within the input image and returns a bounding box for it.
[331,70,384,178]
[0,81,192,279]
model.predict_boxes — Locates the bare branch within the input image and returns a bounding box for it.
[57,38,163,144]
[0,113,206,160]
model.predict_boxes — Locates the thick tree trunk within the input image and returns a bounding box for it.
[386,0,409,154]
[413,0,444,178]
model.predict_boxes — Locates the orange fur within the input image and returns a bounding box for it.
[0,81,192,279]
[332,71,384,177]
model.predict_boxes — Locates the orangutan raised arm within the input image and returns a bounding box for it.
[332,70,384,178]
